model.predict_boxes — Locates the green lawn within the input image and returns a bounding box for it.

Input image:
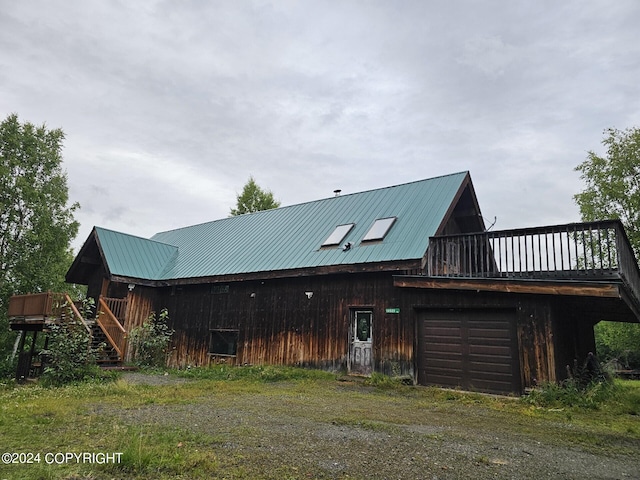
[0,367,638,479]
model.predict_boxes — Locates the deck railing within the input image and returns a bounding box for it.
[428,220,640,289]
[9,292,126,362]
[8,292,91,333]
[8,292,64,318]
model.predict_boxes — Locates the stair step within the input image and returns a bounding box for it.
[89,323,123,364]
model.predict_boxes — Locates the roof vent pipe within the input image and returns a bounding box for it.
[334,189,341,197]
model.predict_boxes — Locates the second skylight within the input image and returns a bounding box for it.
[362,217,396,242]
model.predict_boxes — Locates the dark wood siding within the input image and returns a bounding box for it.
[417,308,520,394]
[551,299,598,381]
[155,272,415,376]
[107,269,603,395]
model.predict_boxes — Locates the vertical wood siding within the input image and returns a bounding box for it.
[156,273,415,374]
[123,287,157,362]
[110,272,596,394]
[516,302,555,388]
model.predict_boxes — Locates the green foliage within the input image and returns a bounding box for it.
[0,354,17,380]
[595,321,640,369]
[574,126,640,258]
[575,127,640,368]
[523,350,620,409]
[0,113,80,365]
[129,309,174,367]
[229,175,280,216]
[523,378,619,410]
[39,299,102,386]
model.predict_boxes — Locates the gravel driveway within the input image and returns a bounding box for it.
[114,373,640,480]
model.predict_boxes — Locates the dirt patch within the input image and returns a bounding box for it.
[112,373,639,479]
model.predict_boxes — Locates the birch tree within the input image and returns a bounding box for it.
[230,176,280,216]
[0,114,79,361]
[575,126,640,368]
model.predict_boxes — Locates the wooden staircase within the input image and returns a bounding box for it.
[90,322,121,366]
[8,293,129,374]
[93,297,128,368]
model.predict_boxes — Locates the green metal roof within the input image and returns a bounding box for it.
[94,227,178,280]
[90,172,470,282]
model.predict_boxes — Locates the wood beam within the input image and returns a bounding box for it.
[393,276,623,298]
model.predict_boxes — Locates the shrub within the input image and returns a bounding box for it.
[523,352,618,409]
[40,320,96,385]
[0,355,17,381]
[524,379,618,409]
[128,309,174,367]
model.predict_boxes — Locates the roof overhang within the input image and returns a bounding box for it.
[110,259,422,288]
[434,172,485,236]
[66,227,109,284]
[393,275,640,323]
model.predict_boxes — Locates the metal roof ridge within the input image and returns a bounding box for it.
[152,171,470,237]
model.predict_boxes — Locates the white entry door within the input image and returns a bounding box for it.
[350,310,373,375]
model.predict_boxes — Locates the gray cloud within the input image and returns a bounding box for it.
[1,0,639,250]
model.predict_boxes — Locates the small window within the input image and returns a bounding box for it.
[209,330,238,356]
[355,311,372,342]
[362,217,396,242]
[322,223,354,247]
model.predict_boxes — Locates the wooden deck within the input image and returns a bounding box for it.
[8,293,128,377]
[7,292,66,329]
[414,220,640,322]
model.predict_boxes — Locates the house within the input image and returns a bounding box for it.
[10,171,640,394]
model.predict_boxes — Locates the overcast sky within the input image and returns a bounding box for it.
[2,1,639,252]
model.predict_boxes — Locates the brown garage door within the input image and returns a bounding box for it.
[418,309,520,394]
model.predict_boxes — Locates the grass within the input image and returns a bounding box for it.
[0,367,638,479]
[174,364,338,383]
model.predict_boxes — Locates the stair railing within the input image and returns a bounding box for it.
[102,297,127,324]
[96,297,127,359]
[62,294,92,335]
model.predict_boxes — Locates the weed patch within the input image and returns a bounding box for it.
[523,378,620,409]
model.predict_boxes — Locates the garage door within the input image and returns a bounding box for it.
[418,309,520,394]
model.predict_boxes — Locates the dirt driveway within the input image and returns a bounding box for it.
[116,373,640,480]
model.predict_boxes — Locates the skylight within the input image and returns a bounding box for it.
[362,217,396,242]
[322,223,354,247]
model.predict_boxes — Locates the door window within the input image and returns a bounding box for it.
[355,311,372,342]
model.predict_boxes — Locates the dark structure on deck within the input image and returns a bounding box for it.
[10,171,640,394]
